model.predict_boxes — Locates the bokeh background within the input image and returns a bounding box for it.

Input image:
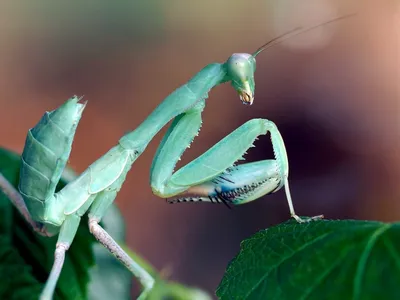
[0,0,399,298]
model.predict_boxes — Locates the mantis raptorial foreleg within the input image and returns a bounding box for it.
[161,116,323,222]
[0,15,355,300]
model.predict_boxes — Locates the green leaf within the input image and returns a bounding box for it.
[0,236,42,300]
[216,219,400,300]
[0,147,95,300]
[145,280,212,300]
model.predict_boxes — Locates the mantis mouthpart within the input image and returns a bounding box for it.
[0,13,356,300]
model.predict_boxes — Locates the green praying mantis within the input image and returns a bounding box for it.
[0,14,354,300]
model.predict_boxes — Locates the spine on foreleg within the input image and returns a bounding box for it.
[18,96,86,222]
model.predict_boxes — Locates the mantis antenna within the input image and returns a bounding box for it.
[252,13,356,57]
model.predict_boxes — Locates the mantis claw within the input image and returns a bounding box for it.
[292,214,324,223]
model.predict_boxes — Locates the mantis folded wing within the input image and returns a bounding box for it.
[0,15,356,299]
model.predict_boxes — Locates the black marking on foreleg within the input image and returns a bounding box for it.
[219,175,234,184]
[214,189,232,210]
[167,196,205,204]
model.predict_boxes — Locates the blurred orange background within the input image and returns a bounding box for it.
[0,0,399,297]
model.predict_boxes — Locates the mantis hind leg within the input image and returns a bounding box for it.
[39,243,68,300]
[88,218,154,300]
[87,180,155,299]
[40,214,81,300]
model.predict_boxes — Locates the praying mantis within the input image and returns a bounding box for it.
[0,14,354,300]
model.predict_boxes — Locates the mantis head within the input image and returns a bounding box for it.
[225,14,355,106]
[226,53,256,105]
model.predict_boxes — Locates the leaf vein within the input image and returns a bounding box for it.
[242,232,331,299]
[353,223,392,300]
[299,247,350,300]
[383,237,400,272]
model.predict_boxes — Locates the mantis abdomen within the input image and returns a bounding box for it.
[18,96,86,222]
